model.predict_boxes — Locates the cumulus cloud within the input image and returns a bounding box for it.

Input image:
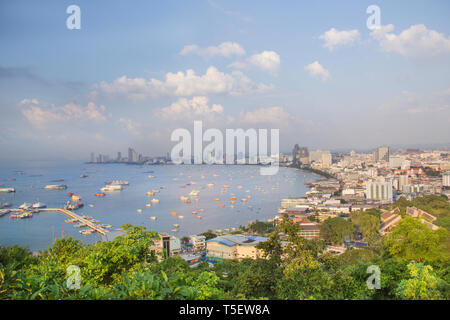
[98,66,272,101]
[370,24,450,58]
[180,42,246,58]
[230,50,281,75]
[20,100,107,128]
[319,28,360,51]
[156,96,224,120]
[304,61,330,82]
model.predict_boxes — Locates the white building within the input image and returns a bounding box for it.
[309,150,332,166]
[389,156,404,169]
[365,181,393,202]
[189,235,206,251]
[443,171,450,187]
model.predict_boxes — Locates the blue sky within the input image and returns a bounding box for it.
[1,0,449,160]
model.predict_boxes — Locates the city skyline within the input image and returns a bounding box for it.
[1,0,449,161]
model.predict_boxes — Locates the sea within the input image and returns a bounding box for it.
[0,160,318,251]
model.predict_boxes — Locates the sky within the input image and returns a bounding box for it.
[0,0,449,160]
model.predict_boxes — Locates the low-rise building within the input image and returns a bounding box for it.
[206,235,267,261]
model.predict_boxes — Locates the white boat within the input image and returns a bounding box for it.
[100,185,122,192]
[32,202,46,209]
[151,198,160,204]
[19,203,32,209]
[137,209,142,213]
[150,216,157,220]
[178,215,184,219]
[189,190,200,196]
[146,204,151,207]
[0,188,15,193]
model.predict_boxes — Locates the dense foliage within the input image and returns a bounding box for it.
[1,195,449,300]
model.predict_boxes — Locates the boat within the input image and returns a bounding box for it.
[67,192,74,197]
[151,198,160,204]
[137,209,142,213]
[44,184,67,190]
[71,194,81,202]
[231,197,237,200]
[19,203,32,210]
[88,204,94,208]
[150,216,157,220]
[80,174,88,178]
[199,209,204,213]
[173,224,179,228]
[146,191,155,196]
[222,185,230,189]
[229,205,234,208]
[106,180,129,185]
[100,185,122,192]
[148,175,155,179]
[189,190,200,196]
[237,186,243,189]
[146,204,151,207]
[197,215,202,220]
[95,192,106,197]
[171,229,179,233]
[218,204,225,207]
[171,212,177,216]
[213,198,220,201]
[65,202,84,211]
[178,215,184,219]
[192,211,198,215]
[10,212,32,219]
[100,224,112,229]
[0,209,11,217]
[180,196,189,202]
[1,202,12,208]
[32,202,46,209]
[0,188,15,193]
[206,183,214,187]
[241,199,248,202]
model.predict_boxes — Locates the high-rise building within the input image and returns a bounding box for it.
[373,146,390,162]
[90,152,96,163]
[365,181,393,202]
[117,152,122,162]
[292,145,309,166]
[309,150,332,166]
[398,175,409,190]
[389,156,404,169]
[128,148,138,163]
[443,171,450,188]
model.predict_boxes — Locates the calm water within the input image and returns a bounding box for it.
[0,160,317,251]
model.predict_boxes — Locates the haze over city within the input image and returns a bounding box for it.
[0,0,449,161]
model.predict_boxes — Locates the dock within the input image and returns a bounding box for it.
[9,208,108,235]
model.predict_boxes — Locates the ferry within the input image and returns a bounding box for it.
[101,185,122,192]
[44,184,67,190]
[32,202,46,209]
[0,188,15,193]
[106,180,129,185]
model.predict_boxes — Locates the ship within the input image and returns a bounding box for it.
[65,202,84,211]
[32,202,46,209]
[0,187,15,193]
[105,180,129,185]
[44,184,67,190]
[100,185,122,192]
[19,203,32,209]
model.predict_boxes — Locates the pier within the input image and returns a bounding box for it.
[10,208,108,235]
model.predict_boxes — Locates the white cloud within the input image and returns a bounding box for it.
[98,66,272,100]
[180,42,246,58]
[230,51,281,75]
[319,28,360,51]
[20,100,107,128]
[304,61,330,82]
[156,96,224,120]
[370,24,450,58]
[248,51,280,74]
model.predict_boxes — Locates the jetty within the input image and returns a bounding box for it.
[10,208,109,235]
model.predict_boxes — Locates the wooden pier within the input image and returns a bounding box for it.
[10,208,108,235]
